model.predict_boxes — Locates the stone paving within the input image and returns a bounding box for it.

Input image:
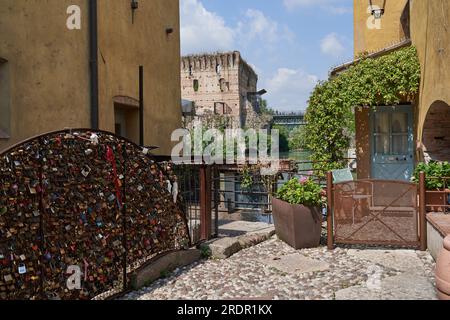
[122,236,437,300]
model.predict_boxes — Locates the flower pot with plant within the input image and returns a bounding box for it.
[412,161,450,212]
[272,176,325,249]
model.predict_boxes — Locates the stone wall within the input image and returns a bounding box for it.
[181,51,259,128]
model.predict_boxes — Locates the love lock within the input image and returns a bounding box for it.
[18,263,27,275]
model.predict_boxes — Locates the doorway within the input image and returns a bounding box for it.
[114,102,139,144]
[371,105,414,181]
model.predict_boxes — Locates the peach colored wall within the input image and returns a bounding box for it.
[97,0,182,155]
[354,0,409,57]
[410,0,450,159]
[0,0,90,151]
[0,0,182,156]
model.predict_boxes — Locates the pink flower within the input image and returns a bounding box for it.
[299,176,309,184]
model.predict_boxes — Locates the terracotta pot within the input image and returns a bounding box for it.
[436,236,450,300]
[426,189,450,213]
[272,198,322,249]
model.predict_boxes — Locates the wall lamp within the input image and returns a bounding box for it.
[369,0,386,19]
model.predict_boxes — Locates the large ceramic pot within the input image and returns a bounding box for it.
[272,198,322,249]
[426,189,450,212]
[436,236,450,300]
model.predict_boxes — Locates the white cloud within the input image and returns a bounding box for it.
[180,0,235,54]
[320,33,346,58]
[180,2,295,55]
[237,9,295,44]
[266,68,319,112]
[283,0,352,15]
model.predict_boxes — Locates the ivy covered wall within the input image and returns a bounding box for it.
[305,46,421,176]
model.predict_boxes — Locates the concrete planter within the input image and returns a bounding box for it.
[272,198,322,249]
[436,236,450,300]
[426,189,450,212]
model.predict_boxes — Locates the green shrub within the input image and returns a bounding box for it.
[412,161,450,189]
[276,177,324,207]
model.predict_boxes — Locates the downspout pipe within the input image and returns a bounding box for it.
[89,0,99,129]
[139,66,144,146]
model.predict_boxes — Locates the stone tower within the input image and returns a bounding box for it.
[181,51,260,128]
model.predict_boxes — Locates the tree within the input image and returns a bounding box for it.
[289,126,308,151]
[259,99,276,115]
[272,124,289,153]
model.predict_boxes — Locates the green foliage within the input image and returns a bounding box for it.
[200,245,212,259]
[240,165,254,190]
[272,125,290,153]
[276,177,324,207]
[289,126,308,151]
[412,161,450,190]
[160,269,171,279]
[305,46,421,176]
[260,99,276,115]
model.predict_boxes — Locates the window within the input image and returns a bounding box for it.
[374,112,409,155]
[219,78,229,92]
[189,65,193,76]
[193,79,199,92]
[0,58,10,140]
[216,64,221,75]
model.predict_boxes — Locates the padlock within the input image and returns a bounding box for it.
[18,264,27,275]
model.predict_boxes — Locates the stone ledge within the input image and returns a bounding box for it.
[201,227,275,259]
[129,249,201,290]
[427,213,450,260]
[427,213,450,237]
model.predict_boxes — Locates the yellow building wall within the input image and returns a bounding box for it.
[97,0,182,155]
[0,0,90,151]
[410,0,450,147]
[354,0,409,56]
[0,0,182,156]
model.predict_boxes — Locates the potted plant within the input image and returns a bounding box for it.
[272,176,325,249]
[412,161,450,212]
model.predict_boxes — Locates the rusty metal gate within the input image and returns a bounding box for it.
[331,179,421,248]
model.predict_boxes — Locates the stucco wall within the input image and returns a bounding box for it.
[0,0,182,156]
[97,0,182,155]
[410,0,450,154]
[354,0,409,56]
[0,0,90,151]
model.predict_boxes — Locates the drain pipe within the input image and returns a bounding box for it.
[89,0,99,129]
[139,66,144,146]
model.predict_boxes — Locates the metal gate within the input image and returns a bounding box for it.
[331,179,421,248]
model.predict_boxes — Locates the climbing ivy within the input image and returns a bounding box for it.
[305,46,421,176]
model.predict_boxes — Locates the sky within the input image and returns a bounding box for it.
[180,0,354,112]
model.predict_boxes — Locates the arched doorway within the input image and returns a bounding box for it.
[422,100,450,161]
